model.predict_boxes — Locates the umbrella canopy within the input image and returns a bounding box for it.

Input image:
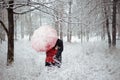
[31,25,58,52]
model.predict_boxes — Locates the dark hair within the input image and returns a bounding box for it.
[52,39,59,49]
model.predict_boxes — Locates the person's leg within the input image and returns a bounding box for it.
[54,58,61,68]
[45,62,51,67]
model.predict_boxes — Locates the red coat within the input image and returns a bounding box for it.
[45,48,58,63]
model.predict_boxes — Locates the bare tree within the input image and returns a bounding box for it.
[117,2,120,39]
[67,0,72,42]
[102,0,111,47]
[112,0,118,47]
[53,0,64,40]
[7,0,14,66]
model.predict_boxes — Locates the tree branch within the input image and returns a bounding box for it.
[0,20,8,36]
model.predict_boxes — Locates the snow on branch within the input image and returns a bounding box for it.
[13,5,53,15]
[1,0,99,25]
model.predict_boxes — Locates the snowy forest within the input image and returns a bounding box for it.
[0,0,120,80]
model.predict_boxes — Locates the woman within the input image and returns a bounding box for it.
[45,46,58,67]
[45,39,63,68]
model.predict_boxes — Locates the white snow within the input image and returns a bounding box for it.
[0,37,120,80]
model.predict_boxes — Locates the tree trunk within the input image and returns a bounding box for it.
[21,15,24,39]
[54,11,60,37]
[112,0,117,47]
[101,24,106,40]
[117,4,120,39]
[103,0,112,47]
[67,25,70,42]
[55,20,59,36]
[60,22,63,40]
[14,15,17,40]
[67,1,72,42]
[7,0,14,66]
[118,14,120,39]
[29,13,32,40]
[86,29,89,42]
[69,29,72,42]
[81,25,83,43]
[106,18,111,47]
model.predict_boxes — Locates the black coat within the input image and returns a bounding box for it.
[54,39,63,63]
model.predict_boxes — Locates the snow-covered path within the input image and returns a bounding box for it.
[0,40,120,80]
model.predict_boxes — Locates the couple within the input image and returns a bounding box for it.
[45,39,63,68]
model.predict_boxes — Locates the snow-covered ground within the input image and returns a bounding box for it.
[0,38,120,80]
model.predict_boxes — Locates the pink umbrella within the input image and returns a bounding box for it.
[31,25,58,52]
